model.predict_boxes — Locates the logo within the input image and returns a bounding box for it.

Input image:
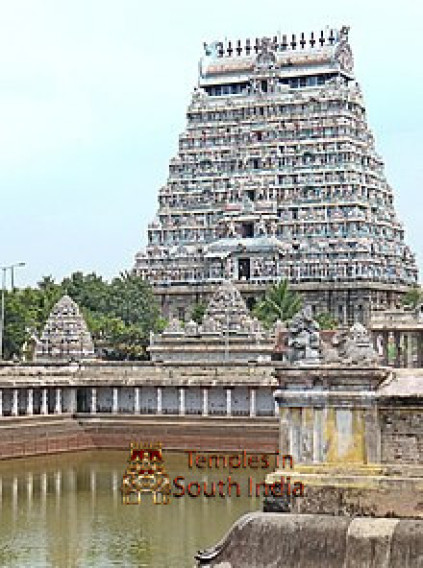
[121,442,171,505]
[121,445,305,505]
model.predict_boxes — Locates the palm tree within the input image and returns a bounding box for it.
[253,279,302,327]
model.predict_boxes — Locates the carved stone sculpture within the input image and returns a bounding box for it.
[287,306,321,364]
[343,323,379,365]
[321,322,379,365]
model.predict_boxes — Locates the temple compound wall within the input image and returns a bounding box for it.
[0,361,279,458]
[0,361,421,466]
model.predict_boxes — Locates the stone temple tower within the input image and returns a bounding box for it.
[35,295,95,361]
[134,26,418,324]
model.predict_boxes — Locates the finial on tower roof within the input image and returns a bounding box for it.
[340,25,350,42]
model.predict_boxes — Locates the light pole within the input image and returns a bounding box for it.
[0,262,26,361]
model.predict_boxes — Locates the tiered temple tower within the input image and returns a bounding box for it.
[35,295,95,361]
[134,26,418,324]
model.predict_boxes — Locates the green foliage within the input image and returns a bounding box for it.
[2,271,164,361]
[315,312,338,330]
[190,302,207,324]
[253,279,302,327]
[402,286,423,309]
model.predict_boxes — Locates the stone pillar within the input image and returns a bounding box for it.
[226,388,232,417]
[179,387,185,416]
[289,408,302,463]
[301,407,314,463]
[279,407,291,456]
[55,388,62,415]
[69,388,77,414]
[418,332,423,368]
[134,387,140,414]
[407,333,414,368]
[313,408,323,463]
[11,389,19,417]
[41,388,48,415]
[402,333,409,368]
[394,332,401,368]
[90,388,97,414]
[382,331,389,366]
[202,388,208,417]
[26,388,33,416]
[0,389,3,417]
[156,387,162,415]
[112,387,118,414]
[249,388,256,418]
[364,405,381,464]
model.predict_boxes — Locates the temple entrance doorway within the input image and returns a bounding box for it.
[238,258,251,281]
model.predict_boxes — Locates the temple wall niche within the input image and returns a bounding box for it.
[232,387,249,415]
[185,388,202,415]
[256,387,274,416]
[208,388,226,415]
[97,388,113,412]
[119,388,135,413]
[139,387,157,413]
[162,387,178,414]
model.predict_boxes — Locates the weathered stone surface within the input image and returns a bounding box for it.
[195,513,423,567]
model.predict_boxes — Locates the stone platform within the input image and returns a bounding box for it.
[195,512,423,567]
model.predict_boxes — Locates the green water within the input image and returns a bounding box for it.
[0,451,268,567]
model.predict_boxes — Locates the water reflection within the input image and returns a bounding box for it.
[0,451,265,567]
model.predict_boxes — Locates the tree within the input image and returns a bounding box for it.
[402,286,423,309]
[190,302,207,324]
[253,279,302,327]
[61,272,109,313]
[315,312,338,330]
[2,271,165,361]
[81,272,165,360]
[3,288,41,359]
[37,276,63,324]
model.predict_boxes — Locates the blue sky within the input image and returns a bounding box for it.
[0,0,422,287]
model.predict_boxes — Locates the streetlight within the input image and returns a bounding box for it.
[0,262,26,361]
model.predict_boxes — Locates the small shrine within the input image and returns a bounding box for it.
[34,295,95,361]
[149,280,273,363]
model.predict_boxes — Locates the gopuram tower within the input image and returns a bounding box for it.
[134,26,418,324]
